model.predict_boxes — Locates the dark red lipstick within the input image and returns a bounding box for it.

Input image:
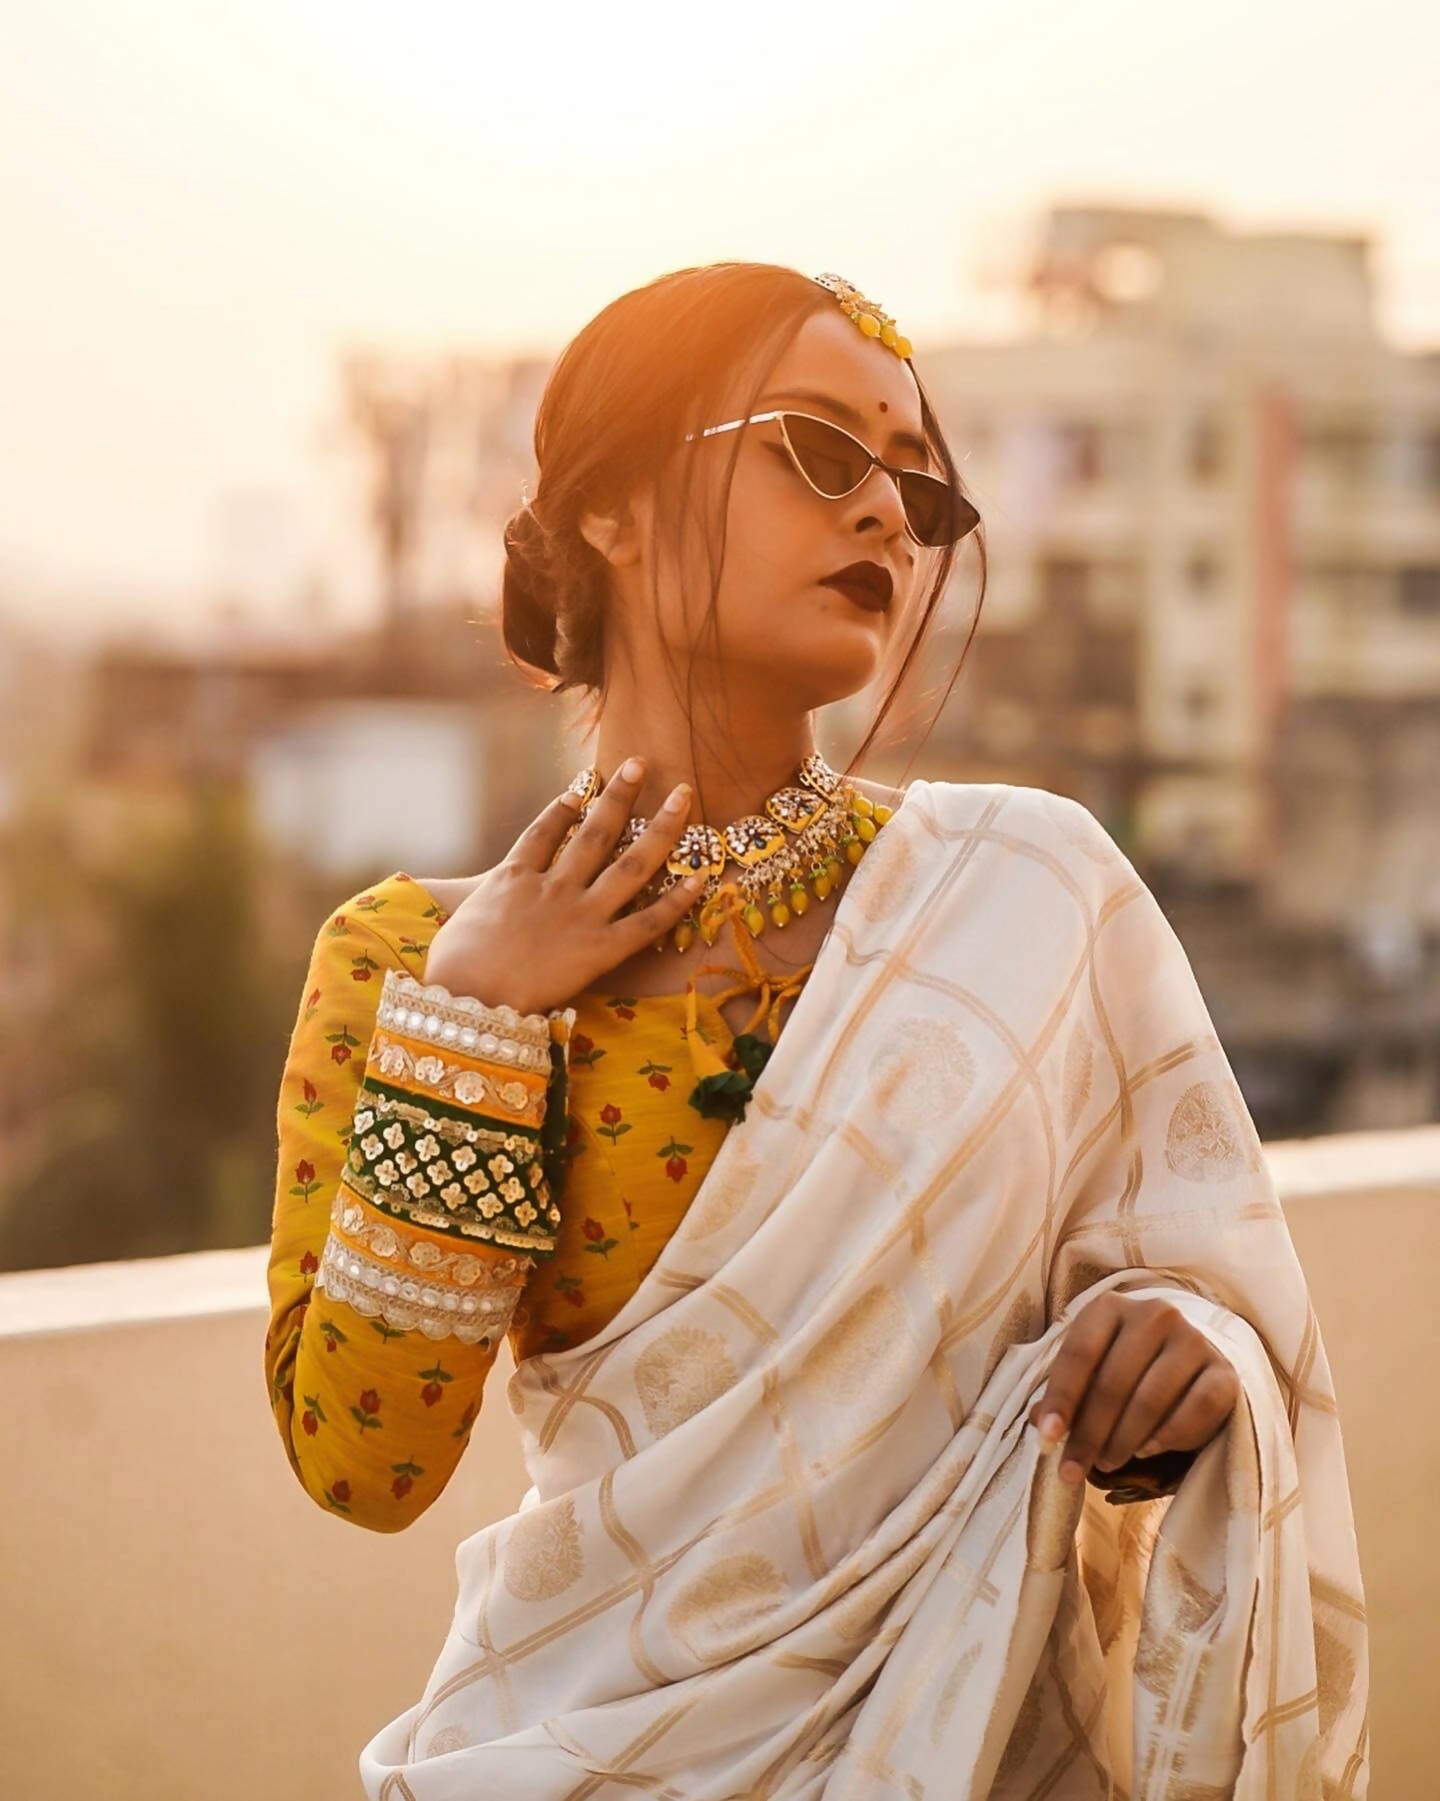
[820,560,893,612]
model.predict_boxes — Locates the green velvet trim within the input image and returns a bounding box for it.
[361,1070,535,1141]
[537,1040,572,1210]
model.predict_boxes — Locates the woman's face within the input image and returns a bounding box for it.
[613,306,939,715]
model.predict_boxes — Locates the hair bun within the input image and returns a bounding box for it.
[503,500,555,583]
[500,501,560,676]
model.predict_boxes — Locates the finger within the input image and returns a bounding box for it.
[589,781,695,912]
[547,759,650,884]
[1093,1342,1209,1471]
[1029,1296,1123,1450]
[1058,1310,1173,1483]
[1135,1360,1239,1458]
[507,786,596,872]
[615,868,709,956]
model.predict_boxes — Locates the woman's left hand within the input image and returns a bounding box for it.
[1027,1292,1240,1484]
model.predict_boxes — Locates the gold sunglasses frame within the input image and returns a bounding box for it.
[682,409,979,548]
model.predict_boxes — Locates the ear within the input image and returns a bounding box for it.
[578,482,651,570]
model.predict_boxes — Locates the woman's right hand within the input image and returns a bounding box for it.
[419,757,705,1018]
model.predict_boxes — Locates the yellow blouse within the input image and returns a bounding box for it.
[263,869,810,1533]
[264,861,1182,1529]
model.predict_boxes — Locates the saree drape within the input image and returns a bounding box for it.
[358,779,1369,1799]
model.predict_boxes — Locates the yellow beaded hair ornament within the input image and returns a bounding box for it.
[811,271,914,359]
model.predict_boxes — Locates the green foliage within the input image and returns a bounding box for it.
[0,775,305,1271]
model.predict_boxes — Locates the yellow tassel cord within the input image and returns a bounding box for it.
[677,790,895,1085]
[682,884,815,1085]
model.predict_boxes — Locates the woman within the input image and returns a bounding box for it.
[264,263,1369,1795]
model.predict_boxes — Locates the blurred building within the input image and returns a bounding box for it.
[339,352,550,636]
[0,615,93,1199]
[68,606,573,895]
[23,202,1440,1137]
[915,203,1440,1131]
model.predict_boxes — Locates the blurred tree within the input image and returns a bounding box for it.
[0,775,301,1270]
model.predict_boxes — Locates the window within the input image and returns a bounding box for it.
[1183,820,1221,862]
[1037,555,1142,626]
[1182,683,1219,723]
[1056,422,1102,485]
[1187,552,1220,596]
[1189,417,1225,482]
[1305,562,1387,611]
[1398,566,1440,616]
[1088,557,1143,623]
[1039,557,1087,613]
[1376,429,1440,492]
[1301,427,1371,487]
[1049,420,1146,489]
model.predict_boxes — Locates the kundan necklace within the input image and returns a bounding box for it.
[553,754,898,1124]
[556,751,896,954]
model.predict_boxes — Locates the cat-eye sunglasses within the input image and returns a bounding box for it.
[683,409,980,548]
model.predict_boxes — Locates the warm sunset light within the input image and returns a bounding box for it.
[2,6,1434,1795]
[2,0,1437,631]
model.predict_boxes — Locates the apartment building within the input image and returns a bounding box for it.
[909,204,1440,1129]
[33,206,1437,1134]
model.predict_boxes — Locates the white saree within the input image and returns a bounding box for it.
[359,779,1369,1798]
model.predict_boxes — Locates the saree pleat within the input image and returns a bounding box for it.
[359,779,1369,1799]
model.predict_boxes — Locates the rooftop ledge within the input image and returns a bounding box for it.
[4,1124,1439,1341]
[3,1123,1435,1797]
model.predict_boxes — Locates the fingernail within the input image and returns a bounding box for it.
[664,783,690,810]
[621,756,644,781]
[1138,1440,1160,1459]
[1039,1412,1066,1443]
[1060,1460,1084,1483]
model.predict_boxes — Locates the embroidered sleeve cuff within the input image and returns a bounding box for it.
[332,969,576,1262]
[376,969,576,1069]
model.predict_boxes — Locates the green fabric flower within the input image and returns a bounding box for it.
[687,1033,773,1123]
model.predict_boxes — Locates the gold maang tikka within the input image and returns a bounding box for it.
[553,753,896,955]
[811,272,914,359]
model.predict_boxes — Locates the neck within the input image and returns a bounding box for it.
[591,713,818,827]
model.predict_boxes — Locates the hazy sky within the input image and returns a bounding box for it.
[2,0,1437,641]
